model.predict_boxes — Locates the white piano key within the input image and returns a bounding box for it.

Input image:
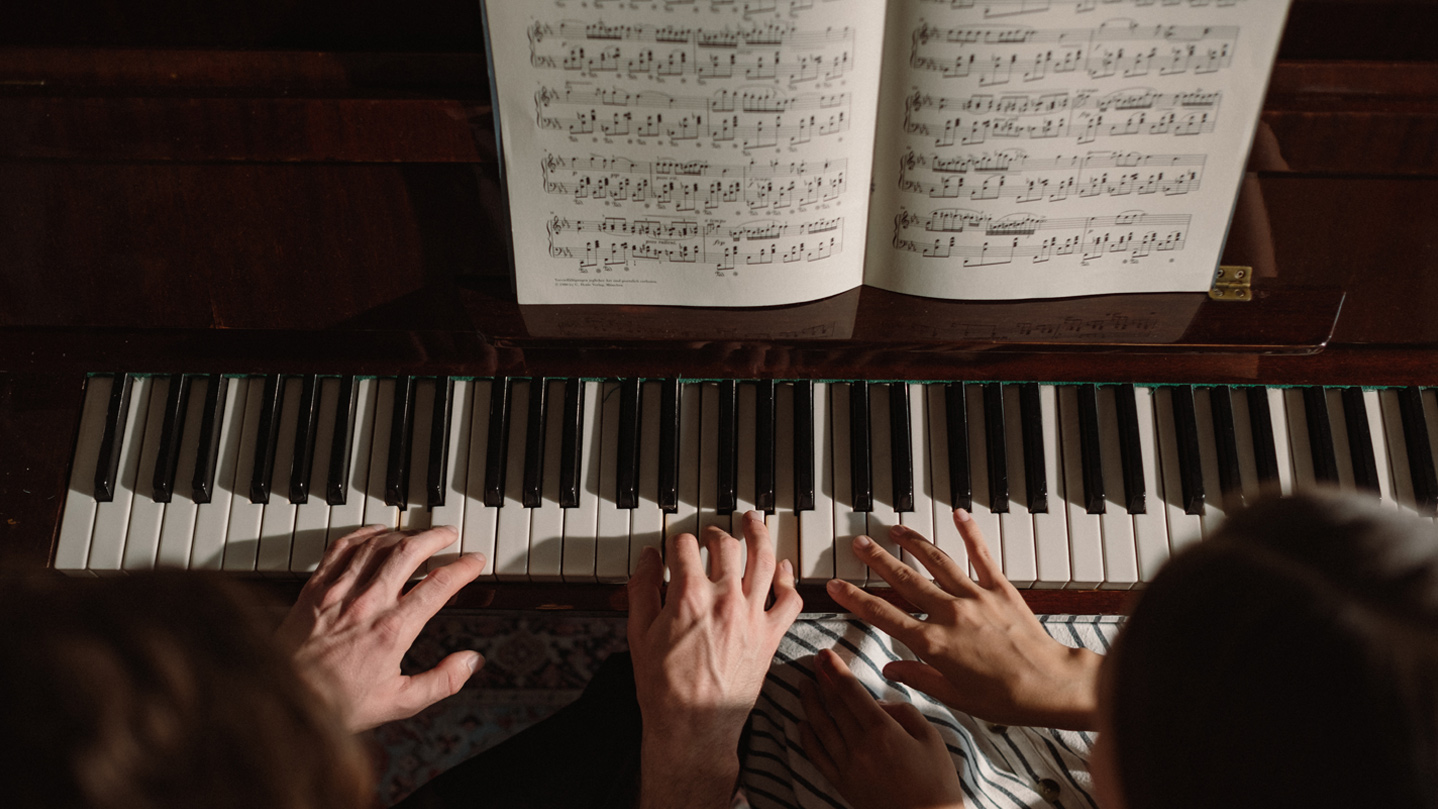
[1095,386,1139,590]
[772,382,801,576]
[595,381,632,582]
[696,382,724,573]
[1380,388,1422,517]
[563,380,602,582]
[1154,387,1203,555]
[999,386,1037,588]
[899,384,935,580]
[1229,388,1263,505]
[630,381,665,575]
[192,377,247,570]
[1284,388,1317,492]
[798,381,835,585]
[429,378,473,568]
[528,379,568,583]
[122,375,173,571]
[1365,389,1397,509]
[156,376,209,568]
[667,381,703,546]
[1058,385,1103,589]
[460,380,498,578]
[866,383,898,587]
[1131,386,1171,584]
[291,377,338,575]
[1032,384,1070,590]
[399,378,435,534]
[736,382,761,533]
[223,378,269,572]
[327,376,379,545]
[54,374,116,575]
[362,378,401,530]
[965,383,1004,579]
[926,384,968,577]
[1324,388,1357,491]
[1191,388,1228,539]
[830,383,867,584]
[1267,387,1296,496]
[256,377,303,576]
[1423,389,1438,519]
[493,380,533,581]
[90,375,154,574]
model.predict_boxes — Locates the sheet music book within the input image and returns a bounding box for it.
[482,0,1291,307]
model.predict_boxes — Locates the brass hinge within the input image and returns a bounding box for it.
[1209,266,1253,302]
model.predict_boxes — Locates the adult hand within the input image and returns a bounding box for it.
[627,512,804,809]
[826,510,1102,731]
[278,524,487,733]
[799,649,965,809]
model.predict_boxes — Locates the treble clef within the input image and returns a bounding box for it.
[531,21,545,43]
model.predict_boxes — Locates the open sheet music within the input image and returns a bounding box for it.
[483,0,1291,306]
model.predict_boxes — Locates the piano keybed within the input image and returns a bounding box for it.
[54,374,1438,591]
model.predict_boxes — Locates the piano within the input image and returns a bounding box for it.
[4,0,1438,615]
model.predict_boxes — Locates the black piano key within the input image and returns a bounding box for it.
[1209,386,1243,500]
[191,374,228,504]
[850,381,873,512]
[523,378,550,508]
[289,374,321,504]
[249,374,283,504]
[794,380,815,512]
[1114,383,1145,514]
[151,373,189,504]
[1077,384,1104,514]
[616,378,640,509]
[94,373,133,502]
[384,375,416,508]
[559,378,583,508]
[945,383,971,510]
[755,380,777,513]
[717,380,738,513]
[983,383,1009,513]
[1399,387,1438,514]
[1171,385,1205,515]
[1246,386,1281,486]
[427,377,453,508]
[1342,387,1381,494]
[483,376,512,508]
[1019,383,1047,513]
[889,383,914,512]
[325,375,357,506]
[659,378,680,512]
[1303,386,1340,485]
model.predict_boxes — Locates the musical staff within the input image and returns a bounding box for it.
[893,206,1189,265]
[919,0,1247,18]
[541,153,847,213]
[904,86,1221,146]
[546,214,846,274]
[898,148,1205,201]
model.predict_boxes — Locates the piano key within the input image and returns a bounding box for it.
[1398,386,1438,514]
[927,384,969,577]
[248,374,282,504]
[1422,388,1438,516]
[1031,385,1069,589]
[191,374,228,505]
[658,378,681,512]
[849,381,873,513]
[326,377,380,545]
[615,377,640,509]
[224,377,271,571]
[899,384,935,579]
[717,380,738,514]
[697,382,724,544]
[889,383,914,514]
[1229,388,1263,506]
[384,375,416,509]
[55,374,117,573]
[1131,387,1171,583]
[1058,385,1103,589]
[1191,387,1229,537]
[1208,386,1243,503]
[426,376,453,508]
[558,378,583,509]
[291,377,338,574]
[756,380,777,513]
[459,379,498,578]
[1302,386,1340,485]
[1284,389,1317,491]
[734,381,761,539]
[794,380,816,512]
[1170,385,1204,516]
[528,379,569,582]
[430,378,472,568]
[772,382,801,575]
[1267,387,1297,496]
[150,373,188,504]
[155,375,210,568]
[493,379,533,580]
[830,383,867,584]
[630,380,666,574]
[122,375,174,571]
[1245,386,1282,492]
[1019,383,1048,514]
[522,377,549,510]
[1324,388,1357,491]
[1075,384,1105,514]
[965,383,1003,575]
[1342,387,1381,494]
[289,374,321,505]
[94,373,134,503]
[256,376,304,575]
[1153,386,1204,555]
[999,385,1037,588]
[191,376,248,570]
[945,383,972,511]
[1362,389,1397,507]
[983,383,1009,513]
[1095,385,1139,589]
[90,375,155,573]
[562,380,602,581]
[595,382,633,582]
[798,381,835,584]
[866,382,899,584]
[325,375,357,506]
[666,381,702,543]
[1380,388,1422,516]
[1114,384,1145,514]
[483,376,512,508]
[398,378,435,534]
[362,377,401,530]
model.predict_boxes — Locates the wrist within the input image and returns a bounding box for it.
[1043,647,1103,731]
[640,735,740,809]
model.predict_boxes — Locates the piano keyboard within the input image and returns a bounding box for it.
[54,375,1438,589]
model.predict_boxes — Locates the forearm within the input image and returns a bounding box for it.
[638,735,740,809]
[1034,646,1103,731]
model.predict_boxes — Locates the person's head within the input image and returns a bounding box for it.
[0,571,371,809]
[1094,492,1438,809]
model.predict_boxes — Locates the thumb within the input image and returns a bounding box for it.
[399,650,483,717]
[883,660,964,706]
[878,699,941,743]
[626,545,663,636]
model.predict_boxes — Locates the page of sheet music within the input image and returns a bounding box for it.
[486,0,886,306]
[863,0,1291,300]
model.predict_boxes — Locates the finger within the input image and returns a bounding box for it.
[297,524,387,602]
[394,551,486,630]
[889,524,980,598]
[883,660,966,708]
[849,533,955,613]
[395,650,484,720]
[739,511,776,598]
[877,700,941,743]
[797,719,841,786]
[817,649,889,730]
[814,652,865,739]
[665,532,706,589]
[626,545,663,637]
[704,524,743,582]
[371,526,462,596]
[955,508,1005,590]
[825,579,928,641]
[767,559,803,633]
[327,528,404,605]
[799,676,847,760]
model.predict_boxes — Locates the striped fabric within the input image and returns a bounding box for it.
[738,615,1125,809]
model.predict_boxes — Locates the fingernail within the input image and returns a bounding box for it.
[440,524,459,535]
[779,559,793,577]
[854,534,872,549]
[955,507,972,523]
[465,651,483,672]
[642,545,661,564]
[747,510,763,523]
[826,579,844,593]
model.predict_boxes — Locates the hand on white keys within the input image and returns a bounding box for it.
[825,509,1103,732]
[278,524,487,733]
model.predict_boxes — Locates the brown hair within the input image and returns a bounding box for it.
[0,571,372,809]
[1111,492,1438,809]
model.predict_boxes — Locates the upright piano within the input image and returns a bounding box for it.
[3,0,1437,614]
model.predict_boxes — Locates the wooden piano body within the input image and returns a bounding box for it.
[3,0,1437,614]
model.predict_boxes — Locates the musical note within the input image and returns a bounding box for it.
[893,206,1189,265]
[541,153,847,213]
[919,0,1247,19]
[898,148,1205,202]
[546,214,846,274]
